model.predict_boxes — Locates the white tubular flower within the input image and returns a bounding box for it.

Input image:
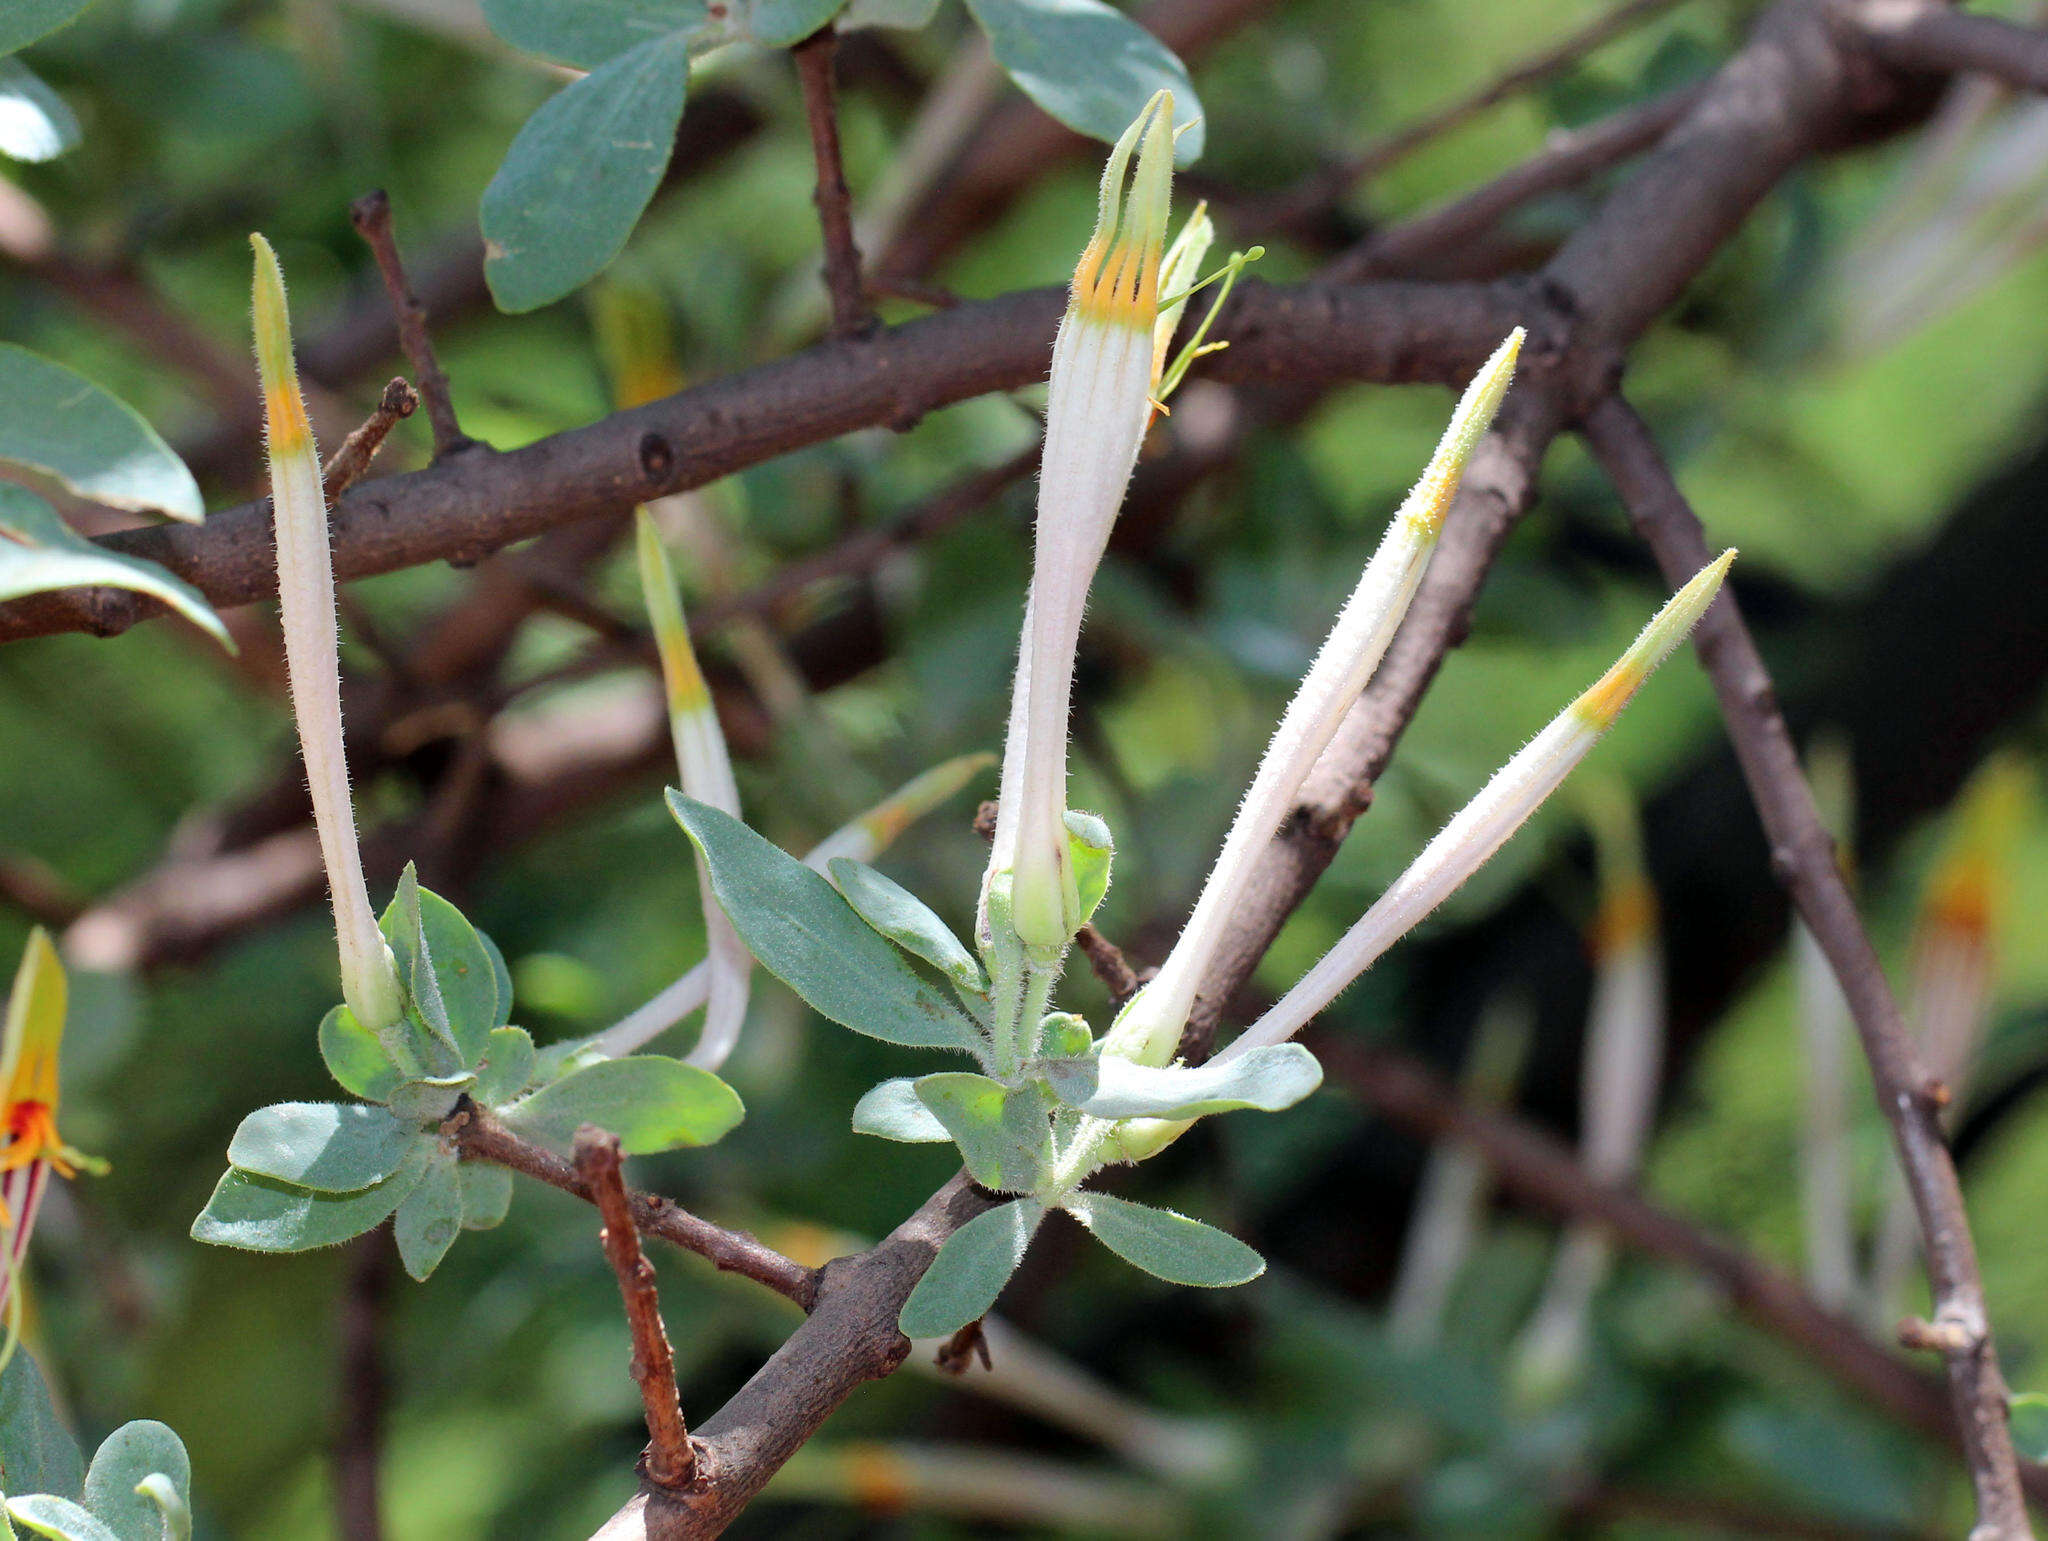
[1150,200,1214,392]
[1222,550,1735,1062]
[637,510,753,1072]
[989,91,1176,953]
[1103,331,1524,1067]
[593,752,993,1058]
[251,235,404,1035]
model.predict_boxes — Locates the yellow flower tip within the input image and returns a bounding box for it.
[1588,875,1658,957]
[1072,91,1176,330]
[0,927,95,1194]
[842,1445,914,1513]
[249,234,313,455]
[1402,328,1527,540]
[1572,549,1734,728]
[634,510,711,718]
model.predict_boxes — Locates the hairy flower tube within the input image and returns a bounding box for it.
[987,90,1177,954]
[251,235,405,1036]
[591,744,993,1058]
[1220,550,1735,1062]
[1103,330,1524,1068]
[637,509,754,1072]
[1,929,103,1341]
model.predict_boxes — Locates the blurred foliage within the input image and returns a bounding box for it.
[5,0,2048,1537]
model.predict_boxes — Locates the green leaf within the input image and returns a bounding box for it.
[0,62,78,163]
[962,0,1203,163]
[480,931,514,1030]
[4,1498,117,1541]
[471,1026,536,1106]
[0,347,202,520]
[226,1103,421,1193]
[1063,810,1113,928]
[840,0,941,27]
[387,1076,474,1128]
[82,1422,188,1541]
[0,486,226,646]
[319,1004,402,1102]
[380,866,499,1071]
[851,1078,950,1142]
[393,1146,463,1280]
[481,32,691,314]
[478,0,707,68]
[829,858,987,993]
[913,1073,1053,1192]
[1064,1191,1263,1286]
[0,1353,83,1499]
[1041,1044,1322,1120]
[2011,1392,2048,1462]
[0,0,98,58]
[670,796,984,1053]
[500,1055,742,1154]
[741,0,846,44]
[458,1161,514,1231]
[190,1147,429,1252]
[898,1198,1043,1338]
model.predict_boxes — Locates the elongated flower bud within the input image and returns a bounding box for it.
[990,91,1176,952]
[637,509,754,1072]
[1222,550,1734,1061]
[595,753,993,1058]
[1104,332,1523,1066]
[251,236,404,1034]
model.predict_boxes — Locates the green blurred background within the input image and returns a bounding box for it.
[7,0,2048,1534]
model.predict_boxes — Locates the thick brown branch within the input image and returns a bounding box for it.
[792,29,874,339]
[575,1128,698,1491]
[322,379,419,503]
[0,279,1518,647]
[349,190,470,459]
[1859,0,2048,95]
[1581,394,2031,1539]
[453,1109,820,1309]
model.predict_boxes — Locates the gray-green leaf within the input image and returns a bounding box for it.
[670,796,984,1053]
[380,866,499,1071]
[0,347,202,520]
[913,1073,1053,1192]
[829,858,987,993]
[1064,1191,1263,1286]
[0,0,99,58]
[226,1102,422,1193]
[898,1198,1043,1338]
[962,0,1203,163]
[478,0,707,68]
[0,486,226,646]
[0,1353,83,1499]
[499,1055,742,1154]
[0,61,78,163]
[839,0,941,27]
[741,0,846,44]
[851,1077,951,1142]
[319,1004,403,1103]
[393,1146,463,1280]
[4,1498,118,1541]
[471,1025,536,1106]
[1042,1044,1322,1120]
[481,32,691,313]
[458,1161,514,1231]
[82,1422,188,1541]
[1063,809,1113,928]
[190,1148,429,1252]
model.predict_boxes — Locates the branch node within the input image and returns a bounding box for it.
[573,1125,698,1493]
[1900,1306,1985,1357]
[322,377,419,504]
[349,189,473,460]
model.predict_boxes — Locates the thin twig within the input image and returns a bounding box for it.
[322,378,419,503]
[1073,924,1144,1006]
[334,1234,390,1541]
[349,190,470,458]
[1580,394,2032,1540]
[451,1108,820,1309]
[1858,0,2048,95]
[792,29,874,339]
[575,1127,699,1492]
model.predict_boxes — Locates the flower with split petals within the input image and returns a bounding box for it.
[988,90,1177,953]
[252,234,405,1036]
[1103,330,1524,1068]
[1219,550,1735,1062]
